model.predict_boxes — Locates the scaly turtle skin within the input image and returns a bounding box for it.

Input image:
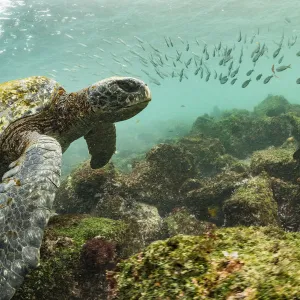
[0,76,151,299]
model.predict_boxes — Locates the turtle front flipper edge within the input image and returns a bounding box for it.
[0,133,62,300]
[84,122,116,169]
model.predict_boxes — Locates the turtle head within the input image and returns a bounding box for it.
[86,77,151,122]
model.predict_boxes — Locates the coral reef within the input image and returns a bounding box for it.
[109,227,300,300]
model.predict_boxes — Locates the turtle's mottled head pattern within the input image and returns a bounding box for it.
[86,77,151,122]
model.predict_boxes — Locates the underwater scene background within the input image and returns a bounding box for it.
[2,0,300,176]
[4,1,300,299]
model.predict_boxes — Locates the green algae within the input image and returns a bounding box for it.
[53,216,126,246]
[112,227,300,300]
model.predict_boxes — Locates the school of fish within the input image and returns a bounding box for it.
[48,29,300,88]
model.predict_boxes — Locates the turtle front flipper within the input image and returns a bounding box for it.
[0,134,62,300]
[84,122,116,169]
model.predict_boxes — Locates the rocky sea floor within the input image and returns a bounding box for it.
[13,94,300,299]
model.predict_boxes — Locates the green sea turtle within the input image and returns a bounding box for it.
[0,75,151,299]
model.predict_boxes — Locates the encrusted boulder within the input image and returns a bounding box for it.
[250,145,299,182]
[191,109,293,158]
[182,170,249,225]
[253,94,291,117]
[54,161,120,214]
[124,143,195,213]
[162,207,211,237]
[223,175,279,227]
[271,178,300,231]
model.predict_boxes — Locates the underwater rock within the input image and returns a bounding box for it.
[12,215,129,300]
[250,146,299,182]
[177,134,226,176]
[162,207,212,237]
[271,178,300,232]
[191,108,293,158]
[55,143,195,218]
[109,227,300,300]
[182,170,249,225]
[55,161,163,247]
[54,161,119,214]
[223,175,279,227]
[253,94,291,117]
[124,143,195,213]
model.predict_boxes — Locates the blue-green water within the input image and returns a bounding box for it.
[1,0,300,174]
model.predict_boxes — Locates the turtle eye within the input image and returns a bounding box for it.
[117,81,139,93]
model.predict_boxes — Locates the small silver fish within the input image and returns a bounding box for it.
[218,42,222,51]
[273,47,281,58]
[231,78,237,85]
[134,36,144,43]
[185,57,192,68]
[194,66,201,75]
[231,66,240,78]
[205,51,209,60]
[246,69,254,76]
[263,75,274,84]
[220,76,228,84]
[278,56,284,64]
[206,73,211,82]
[237,30,242,42]
[296,78,300,84]
[252,52,261,63]
[242,79,251,88]
[285,17,291,23]
[256,74,262,81]
[164,36,170,47]
[276,64,291,72]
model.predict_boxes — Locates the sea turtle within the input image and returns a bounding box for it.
[0,75,151,299]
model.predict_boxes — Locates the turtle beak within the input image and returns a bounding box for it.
[144,84,151,102]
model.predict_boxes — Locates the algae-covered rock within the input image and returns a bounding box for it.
[13,215,128,300]
[253,94,291,117]
[223,175,279,227]
[177,134,226,176]
[182,170,249,225]
[124,143,195,213]
[109,227,300,300]
[54,161,119,214]
[251,146,299,181]
[271,178,300,231]
[191,109,293,158]
[163,207,209,237]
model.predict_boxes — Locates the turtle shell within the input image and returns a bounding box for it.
[0,76,61,133]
